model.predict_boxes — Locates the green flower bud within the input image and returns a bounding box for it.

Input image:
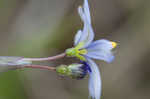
[56,62,91,79]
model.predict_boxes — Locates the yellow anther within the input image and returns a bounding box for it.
[111,41,117,48]
[79,6,82,9]
[79,49,88,55]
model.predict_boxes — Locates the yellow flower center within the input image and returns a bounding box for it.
[66,42,88,61]
[111,41,117,48]
[78,49,88,55]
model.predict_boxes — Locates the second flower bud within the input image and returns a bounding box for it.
[56,62,91,79]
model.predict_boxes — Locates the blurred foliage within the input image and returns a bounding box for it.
[0,71,27,99]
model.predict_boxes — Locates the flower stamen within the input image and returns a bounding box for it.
[79,49,88,55]
[111,41,117,48]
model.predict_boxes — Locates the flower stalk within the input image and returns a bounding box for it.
[23,53,66,62]
[22,65,56,71]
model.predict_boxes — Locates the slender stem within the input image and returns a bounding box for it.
[22,65,56,71]
[23,53,66,62]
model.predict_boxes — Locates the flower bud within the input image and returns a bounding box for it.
[56,62,91,79]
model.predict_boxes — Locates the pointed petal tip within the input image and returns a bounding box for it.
[83,0,91,24]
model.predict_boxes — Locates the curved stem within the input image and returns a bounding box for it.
[23,53,66,62]
[23,65,56,71]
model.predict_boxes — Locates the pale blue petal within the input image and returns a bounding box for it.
[75,0,94,48]
[85,52,114,63]
[74,30,83,46]
[86,39,113,50]
[83,0,91,24]
[87,58,101,99]
[74,23,94,48]
[80,23,94,48]
[78,0,91,24]
[78,6,86,23]
[85,39,114,63]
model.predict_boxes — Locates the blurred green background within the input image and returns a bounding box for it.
[0,0,150,99]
